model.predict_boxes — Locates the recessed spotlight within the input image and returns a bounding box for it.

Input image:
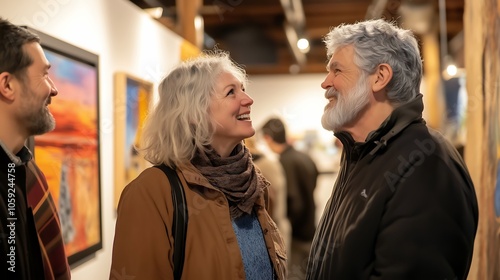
[297,38,310,53]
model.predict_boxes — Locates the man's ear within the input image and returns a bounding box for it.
[0,72,16,101]
[371,63,393,93]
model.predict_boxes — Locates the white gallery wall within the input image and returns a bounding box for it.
[1,0,339,278]
[247,73,331,141]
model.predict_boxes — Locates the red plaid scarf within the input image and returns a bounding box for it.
[26,161,71,280]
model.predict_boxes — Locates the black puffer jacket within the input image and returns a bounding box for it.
[306,94,478,280]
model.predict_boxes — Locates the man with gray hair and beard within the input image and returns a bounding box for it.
[306,19,478,280]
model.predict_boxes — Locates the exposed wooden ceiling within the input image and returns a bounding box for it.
[129,0,464,75]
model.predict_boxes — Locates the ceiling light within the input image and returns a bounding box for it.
[297,38,310,53]
[284,23,307,65]
[194,15,203,30]
[144,7,163,19]
[446,64,457,77]
[442,56,464,80]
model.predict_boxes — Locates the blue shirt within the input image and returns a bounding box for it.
[232,212,274,279]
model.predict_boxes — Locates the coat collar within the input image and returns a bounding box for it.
[0,141,33,166]
[335,94,425,156]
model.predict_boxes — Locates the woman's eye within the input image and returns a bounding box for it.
[226,89,234,96]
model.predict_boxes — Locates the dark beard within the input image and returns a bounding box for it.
[26,106,55,136]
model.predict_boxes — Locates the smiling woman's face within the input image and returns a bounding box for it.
[209,71,255,156]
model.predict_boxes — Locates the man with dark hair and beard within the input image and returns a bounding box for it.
[0,18,70,279]
[306,19,478,280]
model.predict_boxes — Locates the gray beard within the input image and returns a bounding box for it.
[321,75,371,132]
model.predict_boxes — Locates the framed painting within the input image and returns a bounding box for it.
[113,73,153,209]
[27,27,102,266]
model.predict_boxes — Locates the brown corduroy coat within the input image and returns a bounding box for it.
[110,163,287,280]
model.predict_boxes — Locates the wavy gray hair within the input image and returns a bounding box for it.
[140,50,247,167]
[324,19,422,105]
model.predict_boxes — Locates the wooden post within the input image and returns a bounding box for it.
[421,27,445,131]
[176,0,202,49]
[464,0,500,279]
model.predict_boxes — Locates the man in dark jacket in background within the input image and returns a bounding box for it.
[262,117,319,280]
[306,19,478,280]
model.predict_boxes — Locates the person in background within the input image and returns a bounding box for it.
[306,19,478,279]
[261,117,318,280]
[245,135,291,254]
[110,50,287,280]
[0,17,70,279]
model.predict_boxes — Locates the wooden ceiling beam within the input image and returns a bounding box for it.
[200,4,283,17]
[445,20,464,34]
[176,0,202,48]
[303,2,370,15]
[306,27,332,40]
[203,15,282,26]
[306,15,365,28]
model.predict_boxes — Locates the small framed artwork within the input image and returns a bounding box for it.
[27,27,102,266]
[113,73,153,209]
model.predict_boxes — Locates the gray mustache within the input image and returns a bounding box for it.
[325,87,338,99]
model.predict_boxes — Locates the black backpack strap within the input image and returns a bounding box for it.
[155,164,188,280]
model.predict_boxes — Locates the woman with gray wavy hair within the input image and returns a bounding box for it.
[307,19,478,280]
[110,50,287,280]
